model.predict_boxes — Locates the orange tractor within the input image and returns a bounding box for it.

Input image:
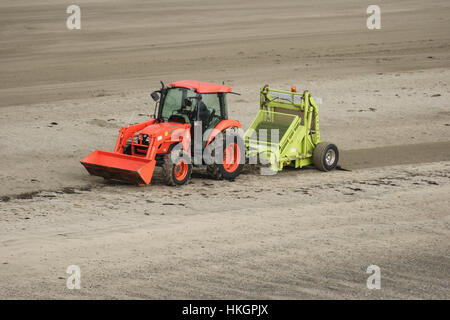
[81,80,245,186]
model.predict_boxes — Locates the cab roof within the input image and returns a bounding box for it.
[169,80,232,94]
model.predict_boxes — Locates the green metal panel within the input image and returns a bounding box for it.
[244,85,322,171]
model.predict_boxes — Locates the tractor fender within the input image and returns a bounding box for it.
[205,120,242,146]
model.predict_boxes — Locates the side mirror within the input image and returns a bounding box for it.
[150,91,160,102]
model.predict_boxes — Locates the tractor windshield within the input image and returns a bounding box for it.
[160,87,197,122]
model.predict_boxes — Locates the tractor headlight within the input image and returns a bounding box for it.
[143,134,150,145]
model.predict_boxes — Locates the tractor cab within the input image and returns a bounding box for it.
[153,81,230,136]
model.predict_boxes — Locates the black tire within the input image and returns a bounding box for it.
[206,130,245,180]
[313,142,339,171]
[161,144,192,186]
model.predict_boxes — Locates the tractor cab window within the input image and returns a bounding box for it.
[195,93,224,131]
[160,88,197,123]
[160,88,227,130]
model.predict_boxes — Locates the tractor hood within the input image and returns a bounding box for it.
[140,122,188,138]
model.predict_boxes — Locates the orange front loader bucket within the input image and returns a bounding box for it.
[81,150,156,185]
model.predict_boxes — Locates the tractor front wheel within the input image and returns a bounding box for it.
[313,142,339,171]
[162,145,192,186]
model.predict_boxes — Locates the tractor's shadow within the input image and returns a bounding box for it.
[101,164,319,189]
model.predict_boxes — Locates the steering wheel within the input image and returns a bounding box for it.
[208,109,216,123]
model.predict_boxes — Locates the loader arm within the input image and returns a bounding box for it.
[82,118,159,186]
[114,119,156,153]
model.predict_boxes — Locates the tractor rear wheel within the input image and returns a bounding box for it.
[313,142,339,171]
[206,130,245,180]
[162,144,192,186]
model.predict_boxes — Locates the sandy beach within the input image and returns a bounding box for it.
[0,0,449,299]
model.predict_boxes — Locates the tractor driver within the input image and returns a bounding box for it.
[194,95,211,125]
[185,95,210,125]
